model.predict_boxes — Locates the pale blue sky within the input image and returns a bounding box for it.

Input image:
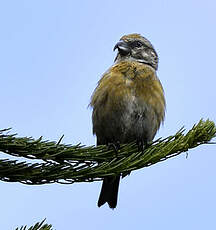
[0,0,216,229]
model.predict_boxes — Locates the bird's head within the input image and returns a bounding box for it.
[113,33,158,70]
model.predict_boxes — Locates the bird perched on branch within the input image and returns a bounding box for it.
[90,33,166,209]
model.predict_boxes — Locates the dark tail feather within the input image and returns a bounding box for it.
[98,175,120,209]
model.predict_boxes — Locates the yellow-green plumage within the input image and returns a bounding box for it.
[91,61,165,144]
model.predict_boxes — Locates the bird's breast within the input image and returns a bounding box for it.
[91,61,164,113]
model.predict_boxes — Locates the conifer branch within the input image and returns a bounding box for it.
[15,219,52,230]
[0,119,215,185]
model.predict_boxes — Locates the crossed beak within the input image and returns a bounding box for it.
[113,40,131,55]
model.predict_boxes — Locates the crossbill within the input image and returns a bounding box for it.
[90,34,166,209]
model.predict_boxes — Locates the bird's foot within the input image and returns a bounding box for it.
[107,141,120,157]
[137,140,149,154]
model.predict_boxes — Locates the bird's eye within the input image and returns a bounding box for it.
[131,41,143,48]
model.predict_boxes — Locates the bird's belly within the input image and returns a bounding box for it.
[93,94,159,144]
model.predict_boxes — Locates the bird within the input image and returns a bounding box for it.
[90,33,166,209]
